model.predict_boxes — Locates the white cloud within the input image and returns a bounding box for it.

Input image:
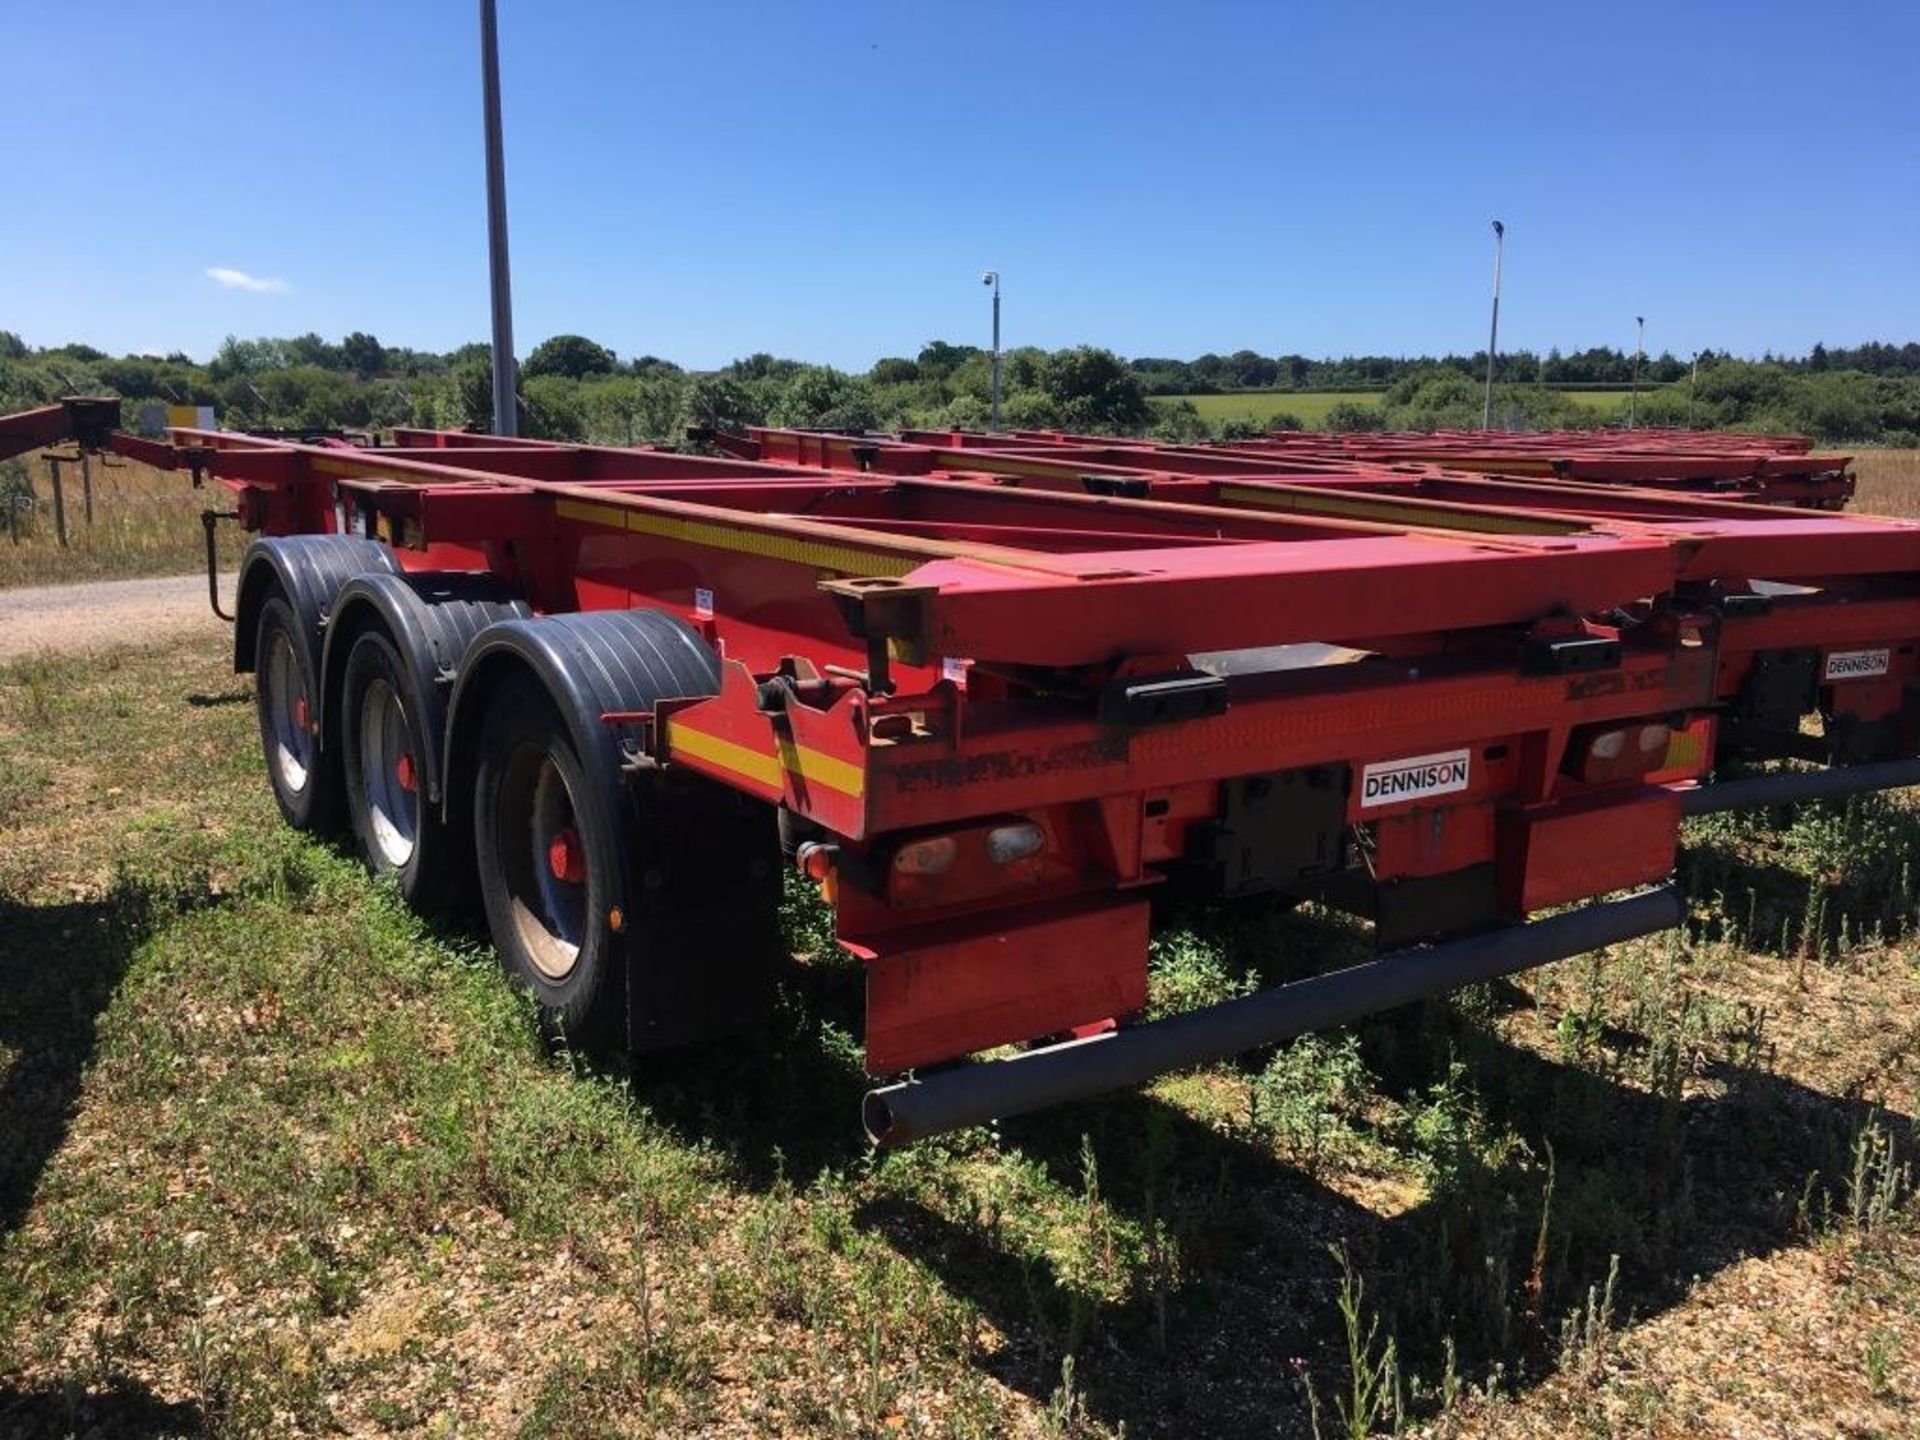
[205,266,288,294]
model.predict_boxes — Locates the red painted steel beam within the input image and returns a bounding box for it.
[0,404,73,461]
[0,398,120,462]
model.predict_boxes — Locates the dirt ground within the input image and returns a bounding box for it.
[0,573,231,662]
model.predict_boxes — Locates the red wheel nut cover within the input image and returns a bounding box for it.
[547,828,585,885]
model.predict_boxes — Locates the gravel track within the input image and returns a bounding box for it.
[0,572,233,662]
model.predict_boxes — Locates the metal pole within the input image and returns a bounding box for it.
[1482,220,1504,430]
[1629,315,1645,429]
[48,458,67,548]
[983,270,1002,433]
[80,451,93,526]
[1689,352,1700,429]
[480,0,518,437]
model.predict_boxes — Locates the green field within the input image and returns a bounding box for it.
[1151,391,1383,424]
[1153,388,1638,425]
[1563,388,1635,413]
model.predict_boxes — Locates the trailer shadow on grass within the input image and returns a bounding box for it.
[0,1376,203,1439]
[852,1019,1908,1440]
[617,950,876,1185]
[0,895,141,1241]
[614,889,1366,1190]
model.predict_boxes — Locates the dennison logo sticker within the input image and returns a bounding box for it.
[1824,648,1891,681]
[1360,749,1471,808]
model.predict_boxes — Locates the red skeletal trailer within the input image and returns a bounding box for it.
[16,398,1920,1142]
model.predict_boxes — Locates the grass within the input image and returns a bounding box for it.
[1560,388,1634,414]
[1,633,1917,1437]
[1148,389,1637,427]
[1150,391,1384,425]
[0,457,242,589]
[1852,449,1920,518]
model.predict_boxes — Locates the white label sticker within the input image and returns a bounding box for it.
[941,656,971,689]
[1360,749,1471,809]
[1824,648,1890,681]
[693,587,715,619]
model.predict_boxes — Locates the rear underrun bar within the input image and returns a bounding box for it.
[867,753,1920,1146]
[863,885,1685,1147]
[1679,757,1920,816]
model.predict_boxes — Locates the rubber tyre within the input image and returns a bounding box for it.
[473,672,623,1039]
[253,595,341,833]
[341,628,466,913]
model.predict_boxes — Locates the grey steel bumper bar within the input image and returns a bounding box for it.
[1678,758,1920,817]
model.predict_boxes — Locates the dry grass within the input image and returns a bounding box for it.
[1849,449,1920,519]
[1,634,1917,1438]
[0,456,243,589]
[1421,1225,1920,1437]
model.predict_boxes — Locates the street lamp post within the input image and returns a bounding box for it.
[1628,315,1645,429]
[1482,220,1504,430]
[479,0,518,436]
[982,271,1002,433]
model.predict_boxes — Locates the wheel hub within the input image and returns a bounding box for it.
[501,750,589,983]
[547,827,585,885]
[357,674,418,869]
[265,631,313,795]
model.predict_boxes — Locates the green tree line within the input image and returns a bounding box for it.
[3,329,1919,446]
[1128,340,1920,396]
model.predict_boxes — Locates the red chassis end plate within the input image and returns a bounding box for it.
[1498,786,1683,914]
[853,892,1149,1075]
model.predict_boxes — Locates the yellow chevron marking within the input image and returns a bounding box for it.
[669,724,865,798]
[774,733,867,797]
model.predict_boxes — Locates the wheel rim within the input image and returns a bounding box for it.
[264,629,312,795]
[497,745,589,981]
[358,677,418,868]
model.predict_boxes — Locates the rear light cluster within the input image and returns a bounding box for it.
[894,821,1045,876]
[795,820,1054,911]
[890,820,1051,907]
[1589,723,1670,761]
[1570,719,1676,785]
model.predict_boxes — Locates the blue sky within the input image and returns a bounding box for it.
[5,1,1917,370]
